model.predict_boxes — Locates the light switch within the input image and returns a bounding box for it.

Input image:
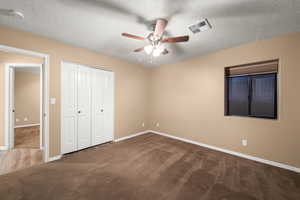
[50,98,56,105]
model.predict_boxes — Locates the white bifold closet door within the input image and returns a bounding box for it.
[91,69,114,145]
[61,62,114,154]
[77,65,92,150]
[61,62,78,154]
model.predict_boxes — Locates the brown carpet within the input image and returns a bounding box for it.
[14,126,40,148]
[0,133,299,200]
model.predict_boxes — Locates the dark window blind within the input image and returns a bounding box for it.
[228,76,249,116]
[225,60,278,119]
[250,74,277,118]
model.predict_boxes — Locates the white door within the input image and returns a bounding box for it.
[91,69,113,145]
[61,62,78,154]
[77,65,92,150]
[61,62,113,154]
[102,71,114,143]
[91,69,105,145]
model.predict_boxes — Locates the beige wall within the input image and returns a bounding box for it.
[0,51,43,145]
[1,25,299,168]
[15,71,40,126]
[0,26,150,157]
[149,32,300,168]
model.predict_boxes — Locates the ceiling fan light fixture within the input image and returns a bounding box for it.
[153,49,161,57]
[122,18,189,57]
[152,45,165,57]
[144,45,153,55]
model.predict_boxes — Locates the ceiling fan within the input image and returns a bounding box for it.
[121,18,189,57]
[0,9,24,19]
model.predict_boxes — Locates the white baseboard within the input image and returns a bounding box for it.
[15,123,40,128]
[0,146,8,151]
[114,130,149,142]
[48,155,62,162]
[149,130,300,173]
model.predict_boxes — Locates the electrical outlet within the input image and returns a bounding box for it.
[242,139,247,146]
[156,123,160,127]
[24,117,28,121]
[142,122,145,127]
[15,118,19,122]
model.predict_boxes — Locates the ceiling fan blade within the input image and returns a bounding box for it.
[133,47,145,52]
[121,33,145,40]
[162,35,189,43]
[154,19,168,37]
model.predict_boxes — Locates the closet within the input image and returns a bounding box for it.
[61,62,114,154]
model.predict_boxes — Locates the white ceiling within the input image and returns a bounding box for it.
[0,0,300,67]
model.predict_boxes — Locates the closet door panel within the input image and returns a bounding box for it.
[77,65,92,150]
[61,62,78,154]
[91,69,105,145]
[91,70,114,145]
[103,72,114,142]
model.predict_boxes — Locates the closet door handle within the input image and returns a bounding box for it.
[78,110,81,114]
[100,109,104,113]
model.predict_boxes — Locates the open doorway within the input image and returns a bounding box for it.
[1,63,43,175]
[11,65,42,150]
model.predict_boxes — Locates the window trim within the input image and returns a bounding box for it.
[225,73,278,120]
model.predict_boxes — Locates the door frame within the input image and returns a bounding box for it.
[1,45,50,162]
[5,64,43,150]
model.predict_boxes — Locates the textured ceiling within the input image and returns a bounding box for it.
[0,0,300,67]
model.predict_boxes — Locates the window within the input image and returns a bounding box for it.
[225,60,278,119]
